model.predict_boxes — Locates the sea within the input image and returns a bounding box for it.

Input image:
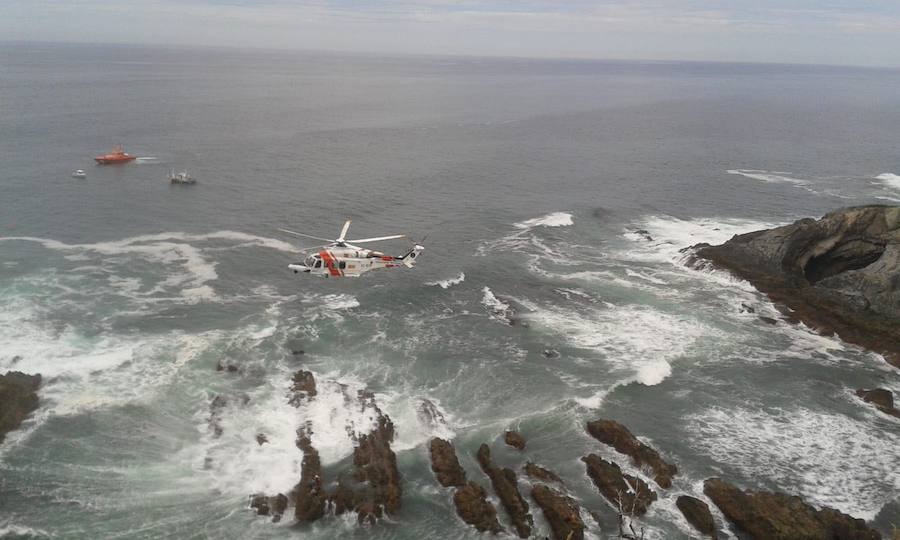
[1,42,899,539]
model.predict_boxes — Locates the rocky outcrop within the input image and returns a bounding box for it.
[703,478,881,540]
[856,388,900,418]
[350,392,402,521]
[504,430,526,450]
[251,493,288,522]
[293,427,327,522]
[692,206,900,367]
[586,419,677,488]
[477,444,533,538]
[0,371,40,444]
[531,484,585,540]
[454,481,503,534]
[676,495,718,539]
[429,438,467,488]
[288,369,317,405]
[524,462,563,485]
[582,454,656,516]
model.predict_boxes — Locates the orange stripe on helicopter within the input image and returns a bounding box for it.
[319,250,343,277]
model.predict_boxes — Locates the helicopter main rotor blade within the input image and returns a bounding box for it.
[277,228,333,243]
[346,235,406,243]
[337,220,352,242]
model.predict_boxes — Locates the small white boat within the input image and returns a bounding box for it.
[168,169,196,185]
[72,169,86,179]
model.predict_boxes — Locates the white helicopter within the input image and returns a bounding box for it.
[279,220,424,278]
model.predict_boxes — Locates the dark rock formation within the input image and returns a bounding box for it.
[0,371,40,444]
[293,427,326,522]
[504,430,526,450]
[429,438,467,488]
[251,493,289,522]
[586,419,677,488]
[453,481,503,534]
[524,462,563,485]
[350,393,402,519]
[288,369,317,405]
[691,206,900,368]
[582,454,656,516]
[208,394,228,438]
[676,495,718,539]
[703,478,881,540]
[531,484,585,540]
[855,388,900,418]
[477,444,533,538]
[256,433,269,445]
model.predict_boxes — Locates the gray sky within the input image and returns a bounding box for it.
[3,1,900,67]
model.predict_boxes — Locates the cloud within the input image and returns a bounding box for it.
[3,0,900,66]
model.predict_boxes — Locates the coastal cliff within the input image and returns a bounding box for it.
[691,205,900,367]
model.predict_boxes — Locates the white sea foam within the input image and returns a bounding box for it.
[0,523,53,538]
[529,304,715,388]
[514,211,574,229]
[875,173,900,191]
[426,272,465,289]
[377,394,455,452]
[727,169,809,185]
[481,286,513,323]
[685,406,900,520]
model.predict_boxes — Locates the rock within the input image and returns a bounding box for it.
[856,388,893,409]
[417,398,447,430]
[634,229,654,242]
[740,303,756,314]
[476,444,533,538]
[291,349,305,356]
[586,419,677,488]
[208,394,227,438]
[453,481,502,534]
[582,454,656,516]
[759,316,779,325]
[691,206,900,368]
[292,427,326,522]
[0,371,40,443]
[250,494,270,516]
[524,462,563,484]
[676,495,717,539]
[256,433,268,445]
[429,438,467,488]
[542,349,560,359]
[855,388,900,418]
[251,492,288,522]
[289,370,317,405]
[703,478,881,540]
[531,484,585,540]
[351,394,402,517]
[504,430,526,450]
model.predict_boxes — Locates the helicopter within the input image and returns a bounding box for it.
[279,220,424,278]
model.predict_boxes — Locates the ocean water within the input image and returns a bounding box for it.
[2,42,900,538]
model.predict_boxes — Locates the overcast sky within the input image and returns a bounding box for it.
[3,1,900,67]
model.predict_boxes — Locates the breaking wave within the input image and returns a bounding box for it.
[513,211,573,229]
[426,272,465,289]
[726,169,808,185]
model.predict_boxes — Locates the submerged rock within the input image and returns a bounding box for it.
[703,478,880,540]
[586,419,677,488]
[429,438,467,488]
[251,493,289,522]
[477,444,533,538]
[582,454,656,516]
[453,481,503,534]
[0,371,40,444]
[504,430,526,450]
[524,462,563,485]
[692,205,900,368]
[531,484,585,540]
[676,495,718,539]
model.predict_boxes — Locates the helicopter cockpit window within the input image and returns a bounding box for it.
[314,260,322,269]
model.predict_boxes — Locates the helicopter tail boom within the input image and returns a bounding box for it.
[399,244,425,268]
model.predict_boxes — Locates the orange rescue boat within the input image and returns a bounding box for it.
[95,144,137,164]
